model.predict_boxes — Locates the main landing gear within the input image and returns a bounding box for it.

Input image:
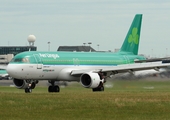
[92,82,104,92]
[92,86,104,92]
[48,80,60,92]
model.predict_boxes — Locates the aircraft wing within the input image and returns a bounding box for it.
[71,62,170,76]
[134,57,170,63]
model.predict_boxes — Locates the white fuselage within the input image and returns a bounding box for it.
[7,63,71,80]
[7,63,111,81]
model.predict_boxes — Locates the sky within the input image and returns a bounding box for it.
[0,0,170,57]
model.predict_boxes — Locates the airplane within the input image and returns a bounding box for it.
[0,65,10,80]
[0,69,8,80]
[113,69,159,80]
[5,14,170,93]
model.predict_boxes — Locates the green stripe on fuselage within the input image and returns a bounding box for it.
[10,51,146,66]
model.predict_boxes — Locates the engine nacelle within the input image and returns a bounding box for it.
[80,72,104,88]
[13,78,29,89]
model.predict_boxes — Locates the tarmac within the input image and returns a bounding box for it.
[0,80,48,86]
[0,77,169,87]
[0,79,69,87]
[0,80,13,86]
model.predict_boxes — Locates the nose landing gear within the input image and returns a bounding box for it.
[24,80,38,93]
[25,87,32,93]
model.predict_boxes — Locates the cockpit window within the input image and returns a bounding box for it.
[11,58,22,62]
[11,57,30,63]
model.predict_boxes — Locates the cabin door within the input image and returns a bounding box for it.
[34,54,42,69]
[124,55,130,64]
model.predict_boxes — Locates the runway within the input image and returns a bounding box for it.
[0,80,49,86]
[0,80,68,87]
[0,80,13,86]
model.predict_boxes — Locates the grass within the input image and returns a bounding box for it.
[1,79,170,120]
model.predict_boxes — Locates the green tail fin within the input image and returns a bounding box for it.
[120,14,142,55]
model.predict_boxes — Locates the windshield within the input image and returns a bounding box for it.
[11,57,30,63]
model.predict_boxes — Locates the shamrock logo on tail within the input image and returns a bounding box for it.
[128,27,139,46]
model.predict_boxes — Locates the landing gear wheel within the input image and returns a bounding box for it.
[48,86,53,92]
[92,86,104,92]
[25,88,32,93]
[54,86,60,92]
[48,85,60,92]
[100,86,104,91]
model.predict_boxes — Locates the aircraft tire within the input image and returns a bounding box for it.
[92,86,104,92]
[48,85,60,92]
[100,86,104,91]
[54,85,60,92]
[25,88,32,93]
[48,86,53,92]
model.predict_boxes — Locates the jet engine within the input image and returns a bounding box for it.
[13,78,38,89]
[13,78,30,89]
[80,72,104,88]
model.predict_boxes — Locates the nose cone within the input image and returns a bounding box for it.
[6,64,18,78]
